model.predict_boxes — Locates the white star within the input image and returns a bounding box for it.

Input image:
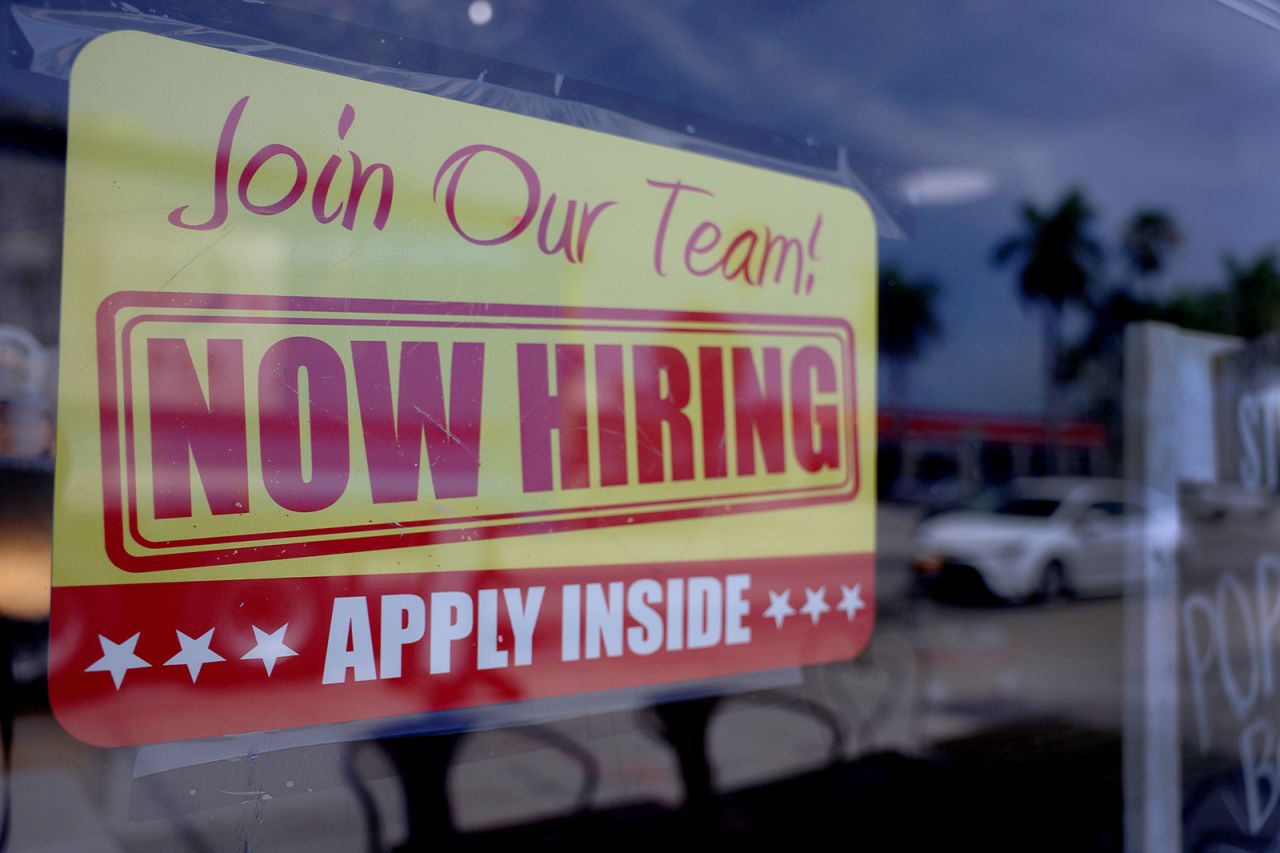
[164,628,226,682]
[837,584,867,622]
[800,587,831,625]
[763,589,796,629]
[85,633,151,689]
[241,624,298,676]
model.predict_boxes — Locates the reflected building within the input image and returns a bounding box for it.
[878,408,1107,506]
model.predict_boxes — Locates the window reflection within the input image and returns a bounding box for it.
[7,0,1280,849]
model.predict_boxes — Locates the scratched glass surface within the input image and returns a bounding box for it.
[3,1,1280,851]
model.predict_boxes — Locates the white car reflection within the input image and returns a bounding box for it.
[911,477,1168,602]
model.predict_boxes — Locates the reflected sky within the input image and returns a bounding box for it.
[6,0,1279,414]
[265,0,1280,413]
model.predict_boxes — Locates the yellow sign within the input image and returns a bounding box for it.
[51,31,877,745]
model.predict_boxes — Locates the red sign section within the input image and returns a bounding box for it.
[50,554,874,746]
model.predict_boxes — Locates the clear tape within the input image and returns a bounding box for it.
[9,4,910,239]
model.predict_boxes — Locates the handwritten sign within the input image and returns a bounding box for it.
[49,32,877,746]
[1180,336,1280,841]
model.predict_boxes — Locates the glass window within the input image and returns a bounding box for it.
[2,2,1279,850]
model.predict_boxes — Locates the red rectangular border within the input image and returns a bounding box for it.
[97,291,860,571]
